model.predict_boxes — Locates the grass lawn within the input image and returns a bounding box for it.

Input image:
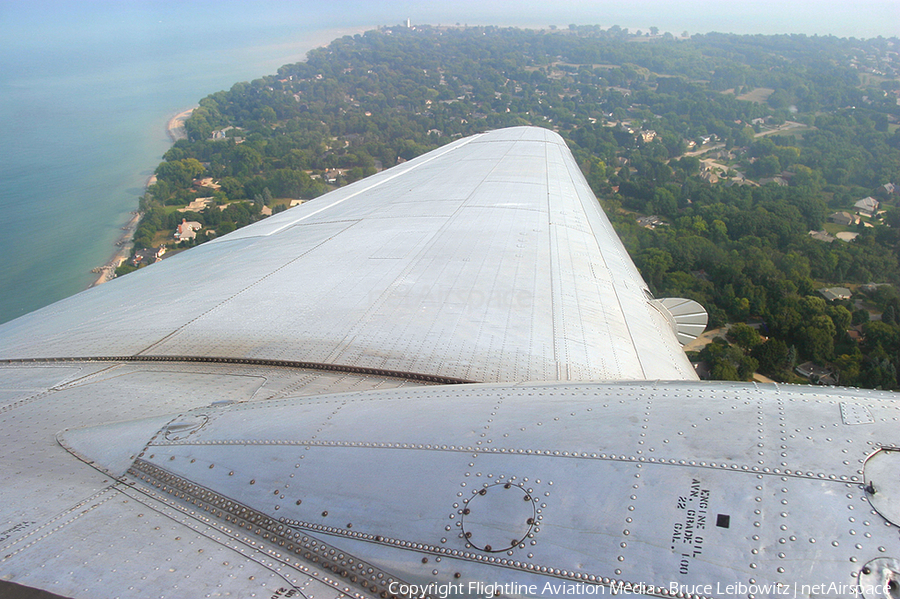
[823,222,851,236]
[151,230,174,247]
[736,87,775,103]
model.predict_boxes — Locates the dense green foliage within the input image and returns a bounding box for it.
[132,25,900,388]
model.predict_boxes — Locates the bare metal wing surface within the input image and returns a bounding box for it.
[1,127,898,599]
[3,368,900,599]
[0,127,693,382]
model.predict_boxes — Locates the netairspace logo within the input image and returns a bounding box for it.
[389,580,893,598]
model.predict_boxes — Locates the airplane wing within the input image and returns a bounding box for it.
[0,127,694,382]
[2,127,897,599]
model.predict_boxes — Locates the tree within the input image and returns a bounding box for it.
[787,345,798,369]
[756,155,781,178]
[752,338,790,378]
[219,177,244,200]
[701,338,757,381]
[729,323,762,350]
[862,321,900,354]
[711,361,741,381]
[651,187,677,215]
[834,352,862,385]
[798,325,833,363]
[217,221,236,235]
[258,106,277,124]
[638,248,673,293]
[155,158,204,189]
[230,145,264,177]
[860,356,897,390]
[827,305,852,332]
[792,165,824,194]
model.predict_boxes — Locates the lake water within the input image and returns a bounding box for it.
[0,0,895,324]
[0,1,382,323]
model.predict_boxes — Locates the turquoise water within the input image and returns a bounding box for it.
[0,1,895,324]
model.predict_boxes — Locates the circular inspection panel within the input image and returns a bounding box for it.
[164,414,209,441]
[460,483,536,553]
[859,557,900,599]
[864,448,900,527]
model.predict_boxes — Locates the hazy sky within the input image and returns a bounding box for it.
[3,0,898,40]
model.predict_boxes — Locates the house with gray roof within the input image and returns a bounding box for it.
[854,196,879,217]
[828,211,856,226]
[818,287,852,301]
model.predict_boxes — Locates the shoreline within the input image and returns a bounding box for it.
[88,28,366,288]
[89,210,142,287]
[90,107,195,287]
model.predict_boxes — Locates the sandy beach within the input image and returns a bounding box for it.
[166,107,196,143]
